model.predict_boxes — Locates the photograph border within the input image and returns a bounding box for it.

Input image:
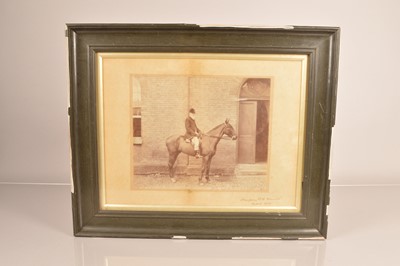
[97,52,307,213]
[67,24,340,239]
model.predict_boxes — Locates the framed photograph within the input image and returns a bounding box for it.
[67,24,340,239]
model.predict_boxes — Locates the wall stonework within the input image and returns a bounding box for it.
[133,76,244,174]
[134,76,188,167]
[188,77,244,168]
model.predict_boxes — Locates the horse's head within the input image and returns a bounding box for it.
[223,118,237,140]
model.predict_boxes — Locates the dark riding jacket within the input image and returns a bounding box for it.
[184,117,201,139]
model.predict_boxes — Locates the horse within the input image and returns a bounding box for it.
[165,119,237,183]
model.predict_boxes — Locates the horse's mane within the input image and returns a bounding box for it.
[207,123,225,134]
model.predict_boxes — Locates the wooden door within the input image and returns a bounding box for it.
[238,101,257,163]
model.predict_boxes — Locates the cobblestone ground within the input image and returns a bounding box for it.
[132,173,267,191]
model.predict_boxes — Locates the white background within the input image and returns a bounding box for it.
[1,0,399,185]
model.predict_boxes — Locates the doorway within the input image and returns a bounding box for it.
[255,100,269,162]
[237,79,270,164]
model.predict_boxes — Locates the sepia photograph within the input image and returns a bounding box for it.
[131,76,271,191]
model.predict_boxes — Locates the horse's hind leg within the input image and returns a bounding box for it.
[168,152,179,182]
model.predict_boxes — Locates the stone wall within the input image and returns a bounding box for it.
[132,76,244,174]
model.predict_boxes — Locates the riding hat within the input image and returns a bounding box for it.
[189,108,196,114]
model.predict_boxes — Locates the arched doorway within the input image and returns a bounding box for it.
[238,78,270,164]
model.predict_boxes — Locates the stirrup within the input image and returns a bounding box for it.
[195,152,202,158]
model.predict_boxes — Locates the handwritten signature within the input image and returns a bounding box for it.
[240,197,280,206]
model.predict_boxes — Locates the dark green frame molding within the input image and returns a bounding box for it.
[67,24,340,239]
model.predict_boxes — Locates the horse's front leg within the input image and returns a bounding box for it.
[205,156,214,182]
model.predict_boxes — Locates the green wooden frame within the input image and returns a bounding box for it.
[67,24,340,239]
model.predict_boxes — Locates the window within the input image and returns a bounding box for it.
[132,78,142,145]
[133,107,142,143]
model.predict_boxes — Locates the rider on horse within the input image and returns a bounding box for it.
[184,108,202,158]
